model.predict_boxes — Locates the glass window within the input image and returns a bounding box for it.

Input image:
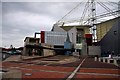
[76,33,82,43]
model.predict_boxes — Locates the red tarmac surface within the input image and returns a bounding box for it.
[22,69,69,80]
[2,56,120,80]
[2,61,27,68]
[22,65,75,72]
[79,68,120,74]
[75,74,119,80]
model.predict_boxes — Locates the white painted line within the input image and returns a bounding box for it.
[80,67,119,70]
[66,57,87,80]
[4,66,72,74]
[77,72,120,76]
[43,63,52,66]
[12,67,71,74]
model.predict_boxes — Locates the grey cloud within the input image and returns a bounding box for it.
[2,0,119,2]
[2,1,119,47]
[2,2,79,20]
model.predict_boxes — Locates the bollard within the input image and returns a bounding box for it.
[3,54,6,59]
[94,57,97,61]
[103,58,106,63]
[98,58,101,62]
[107,59,110,63]
[114,59,117,65]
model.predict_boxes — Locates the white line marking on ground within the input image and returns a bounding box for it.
[77,72,120,76]
[66,57,87,80]
[43,63,53,66]
[6,66,71,74]
[80,67,119,70]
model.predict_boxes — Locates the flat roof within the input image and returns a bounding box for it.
[60,25,91,28]
[96,16,120,25]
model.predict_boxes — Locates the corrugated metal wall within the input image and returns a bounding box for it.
[44,31,67,46]
[96,18,119,41]
[97,17,120,56]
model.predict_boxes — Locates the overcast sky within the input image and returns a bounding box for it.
[1,0,119,48]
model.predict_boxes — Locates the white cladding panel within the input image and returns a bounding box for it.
[45,31,67,45]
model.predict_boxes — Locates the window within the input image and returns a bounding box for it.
[29,38,36,43]
[76,33,82,43]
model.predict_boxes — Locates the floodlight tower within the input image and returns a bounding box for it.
[90,0,97,42]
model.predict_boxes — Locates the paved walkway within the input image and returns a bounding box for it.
[1,55,120,80]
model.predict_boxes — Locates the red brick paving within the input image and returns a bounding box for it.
[49,60,83,67]
[22,65,75,72]
[76,73,119,78]
[74,73,119,80]
[2,61,26,68]
[2,57,120,80]
[75,58,120,80]
[81,58,119,69]
[22,69,69,79]
[79,68,120,74]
